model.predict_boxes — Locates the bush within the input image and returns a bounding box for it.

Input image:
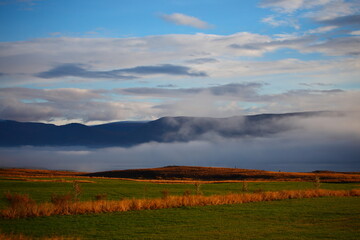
[242,182,248,192]
[94,193,108,201]
[51,193,73,205]
[183,190,192,197]
[253,189,264,193]
[4,192,35,208]
[194,182,202,195]
[314,176,321,189]
[160,189,169,199]
[72,181,82,201]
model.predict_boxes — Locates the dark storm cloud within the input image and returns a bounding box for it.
[209,83,262,97]
[119,83,263,100]
[120,64,207,77]
[186,58,219,64]
[229,36,315,51]
[36,64,136,80]
[36,63,207,79]
[299,82,333,87]
[229,33,360,56]
[317,14,360,26]
[306,37,360,56]
[157,84,178,88]
[120,87,201,96]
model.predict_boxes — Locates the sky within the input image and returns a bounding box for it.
[0,0,359,124]
[0,0,360,171]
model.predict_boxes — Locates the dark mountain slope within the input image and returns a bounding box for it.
[0,111,327,147]
[84,166,360,182]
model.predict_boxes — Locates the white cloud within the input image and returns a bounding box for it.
[1,32,359,86]
[304,0,359,21]
[305,36,360,56]
[259,0,332,13]
[160,13,212,29]
[260,0,360,24]
[350,30,360,35]
[306,25,338,33]
[0,33,271,84]
[261,15,300,29]
[3,82,359,123]
[0,88,159,123]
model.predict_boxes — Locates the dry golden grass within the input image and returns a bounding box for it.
[2,178,95,183]
[2,189,359,219]
[0,168,86,178]
[0,232,80,240]
[1,167,360,183]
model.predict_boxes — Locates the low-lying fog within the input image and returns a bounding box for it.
[1,113,359,172]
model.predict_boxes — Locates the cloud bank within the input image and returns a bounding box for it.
[36,63,207,80]
[1,113,358,172]
[1,84,359,123]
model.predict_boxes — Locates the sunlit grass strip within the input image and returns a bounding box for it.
[2,178,95,183]
[2,189,359,219]
[0,232,80,240]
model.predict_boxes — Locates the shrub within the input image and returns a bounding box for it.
[94,194,107,201]
[3,192,36,219]
[4,192,35,208]
[194,182,202,195]
[51,193,73,206]
[253,189,264,193]
[242,182,248,192]
[314,176,321,189]
[72,181,82,201]
[183,190,192,197]
[160,189,169,199]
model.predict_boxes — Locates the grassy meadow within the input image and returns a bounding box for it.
[0,169,359,239]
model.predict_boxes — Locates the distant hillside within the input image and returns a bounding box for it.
[1,166,359,182]
[0,111,331,147]
[84,166,360,182]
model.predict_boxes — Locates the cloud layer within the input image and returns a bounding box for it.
[1,85,359,123]
[1,113,359,172]
[36,63,207,80]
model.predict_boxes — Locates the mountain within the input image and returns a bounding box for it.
[83,166,360,182]
[0,111,328,147]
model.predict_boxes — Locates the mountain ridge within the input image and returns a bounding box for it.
[0,111,336,147]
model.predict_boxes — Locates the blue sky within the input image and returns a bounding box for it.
[0,0,271,40]
[0,0,359,124]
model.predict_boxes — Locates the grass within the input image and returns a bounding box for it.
[2,189,358,219]
[0,197,359,239]
[3,189,360,219]
[0,177,358,209]
[0,171,359,239]
[0,232,80,240]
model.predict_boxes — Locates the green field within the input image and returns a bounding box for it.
[0,177,358,207]
[0,177,359,239]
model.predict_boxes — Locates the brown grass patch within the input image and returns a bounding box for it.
[1,178,95,183]
[0,232,80,240]
[2,189,359,219]
[2,167,359,183]
[0,168,86,178]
